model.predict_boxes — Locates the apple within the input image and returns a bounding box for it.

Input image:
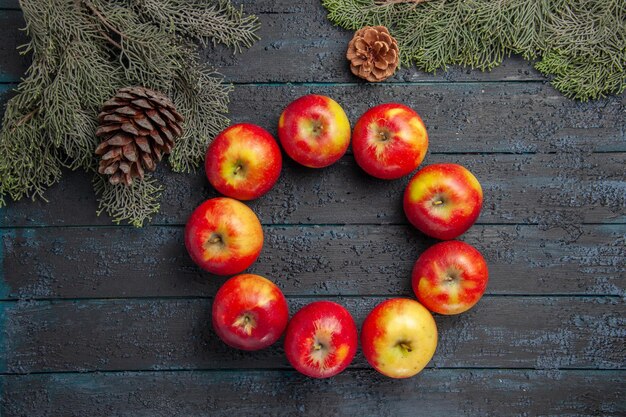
[284,301,358,378]
[278,94,351,168]
[412,241,488,315]
[212,274,289,350]
[361,298,437,378]
[404,163,483,240]
[205,123,282,200]
[352,103,428,179]
[185,197,263,275]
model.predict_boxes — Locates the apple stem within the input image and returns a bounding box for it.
[233,313,256,335]
[208,234,222,244]
[433,200,443,205]
[313,342,324,351]
[398,341,413,353]
[234,164,242,175]
[312,121,323,135]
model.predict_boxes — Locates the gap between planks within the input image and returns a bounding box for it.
[0,293,622,303]
[2,367,625,377]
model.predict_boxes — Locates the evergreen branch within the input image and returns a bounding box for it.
[94,173,163,227]
[135,0,261,52]
[168,57,232,173]
[322,0,626,100]
[0,110,64,205]
[0,0,259,225]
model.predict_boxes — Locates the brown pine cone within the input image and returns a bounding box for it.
[95,87,184,186]
[347,26,399,82]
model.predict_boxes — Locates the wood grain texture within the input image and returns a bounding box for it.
[1,297,624,373]
[0,153,626,229]
[2,224,624,300]
[2,370,625,417]
[2,73,625,154]
[1,151,624,227]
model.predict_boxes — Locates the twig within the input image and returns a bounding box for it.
[10,109,37,132]
[82,0,126,39]
[81,0,124,49]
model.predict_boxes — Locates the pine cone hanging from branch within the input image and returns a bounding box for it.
[95,87,184,186]
[347,26,399,82]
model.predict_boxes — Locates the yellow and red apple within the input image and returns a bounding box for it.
[404,163,483,240]
[284,301,358,378]
[212,274,289,350]
[205,123,282,200]
[184,197,263,275]
[278,94,351,168]
[412,240,488,315]
[352,103,428,179]
[361,298,437,378]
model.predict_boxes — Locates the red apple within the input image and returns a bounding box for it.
[284,301,358,378]
[212,274,289,350]
[185,197,263,275]
[404,163,483,240]
[352,103,428,179]
[278,94,351,168]
[205,123,282,200]
[361,298,437,379]
[413,241,488,315]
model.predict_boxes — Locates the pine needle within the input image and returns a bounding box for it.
[94,173,163,227]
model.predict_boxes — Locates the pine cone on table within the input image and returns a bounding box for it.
[95,87,184,186]
[347,26,399,82]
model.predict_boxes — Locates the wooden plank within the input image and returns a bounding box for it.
[227,83,625,153]
[1,297,624,373]
[0,0,18,9]
[1,151,625,227]
[2,82,623,154]
[0,5,547,85]
[2,225,624,300]
[2,370,624,417]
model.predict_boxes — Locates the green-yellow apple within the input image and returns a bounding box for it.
[352,103,428,179]
[404,163,483,240]
[205,123,282,200]
[361,298,437,378]
[278,94,351,168]
[185,197,263,275]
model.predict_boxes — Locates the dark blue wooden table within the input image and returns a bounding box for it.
[0,1,624,415]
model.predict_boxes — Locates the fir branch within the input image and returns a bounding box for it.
[168,56,232,173]
[0,111,64,204]
[94,173,163,227]
[0,0,259,225]
[322,0,626,100]
[135,0,261,52]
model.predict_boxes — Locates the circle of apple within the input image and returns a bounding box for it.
[404,163,483,240]
[413,240,488,315]
[278,94,351,168]
[205,123,282,200]
[352,103,428,179]
[212,274,289,350]
[184,197,263,275]
[361,298,438,378]
[284,301,358,378]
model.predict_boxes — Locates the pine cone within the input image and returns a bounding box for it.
[347,26,399,82]
[95,87,184,186]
